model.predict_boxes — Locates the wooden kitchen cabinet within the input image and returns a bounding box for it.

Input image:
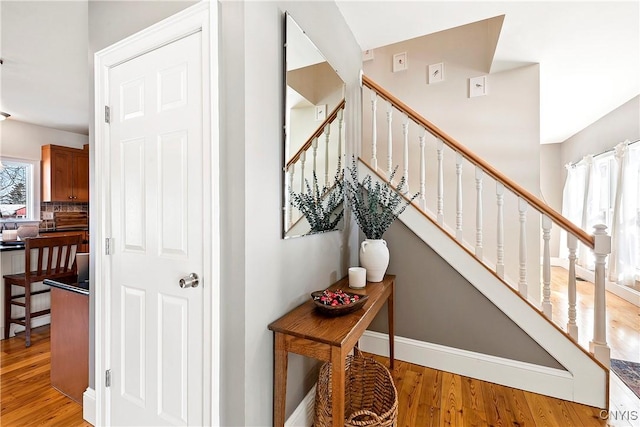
[41,144,89,202]
[40,230,89,253]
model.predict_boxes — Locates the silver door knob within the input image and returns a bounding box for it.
[179,273,199,288]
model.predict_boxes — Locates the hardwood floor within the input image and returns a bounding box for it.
[0,326,91,427]
[549,266,640,364]
[367,353,638,427]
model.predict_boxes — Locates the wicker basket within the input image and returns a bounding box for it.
[314,350,398,427]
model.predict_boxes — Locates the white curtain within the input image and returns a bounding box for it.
[609,141,640,285]
[560,162,586,259]
[562,140,640,287]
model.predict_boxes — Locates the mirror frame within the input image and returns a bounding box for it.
[282,12,346,239]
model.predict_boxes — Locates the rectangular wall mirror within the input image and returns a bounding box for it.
[283,12,346,239]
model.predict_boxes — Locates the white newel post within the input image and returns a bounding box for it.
[418,130,426,210]
[541,215,552,317]
[567,234,579,340]
[371,92,378,170]
[455,152,463,240]
[475,167,483,259]
[436,140,444,225]
[402,114,410,193]
[386,103,393,178]
[496,182,505,279]
[324,125,330,186]
[589,224,611,367]
[518,198,528,296]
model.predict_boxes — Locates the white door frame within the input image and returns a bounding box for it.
[94,2,219,425]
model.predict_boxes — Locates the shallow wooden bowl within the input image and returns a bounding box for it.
[311,290,369,317]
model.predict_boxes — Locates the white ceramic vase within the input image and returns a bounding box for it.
[359,239,389,282]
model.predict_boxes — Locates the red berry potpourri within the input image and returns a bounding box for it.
[313,289,360,307]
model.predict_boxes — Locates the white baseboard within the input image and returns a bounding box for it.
[83,387,96,426]
[285,385,315,427]
[2,315,51,339]
[552,258,640,307]
[359,331,578,402]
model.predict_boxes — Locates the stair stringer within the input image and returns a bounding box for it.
[359,161,608,409]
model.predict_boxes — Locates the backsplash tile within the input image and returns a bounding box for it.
[40,202,89,230]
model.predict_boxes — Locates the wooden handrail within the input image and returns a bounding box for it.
[286,99,346,170]
[362,75,594,248]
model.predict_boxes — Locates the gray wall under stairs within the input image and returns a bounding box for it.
[368,220,565,370]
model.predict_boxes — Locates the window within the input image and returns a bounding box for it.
[0,158,39,221]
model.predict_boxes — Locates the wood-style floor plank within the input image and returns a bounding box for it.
[0,326,91,427]
[550,266,640,363]
[362,354,627,427]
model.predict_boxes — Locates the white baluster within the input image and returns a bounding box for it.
[324,124,331,186]
[590,224,611,367]
[437,140,444,225]
[312,137,318,179]
[567,234,578,340]
[337,108,344,166]
[541,215,552,317]
[455,152,463,240]
[386,103,393,178]
[288,164,295,227]
[475,167,483,259]
[419,130,426,210]
[518,198,528,296]
[402,115,410,193]
[496,182,505,279]
[300,151,306,192]
[371,92,378,170]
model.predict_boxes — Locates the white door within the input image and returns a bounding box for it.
[108,31,205,426]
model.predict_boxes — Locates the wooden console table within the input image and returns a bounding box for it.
[268,275,395,427]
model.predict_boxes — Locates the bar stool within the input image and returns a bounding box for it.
[3,235,81,347]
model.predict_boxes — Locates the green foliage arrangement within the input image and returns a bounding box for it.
[289,165,344,235]
[344,157,419,239]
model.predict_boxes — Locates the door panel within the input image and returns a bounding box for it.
[108,31,203,426]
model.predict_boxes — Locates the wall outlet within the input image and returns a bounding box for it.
[42,211,54,220]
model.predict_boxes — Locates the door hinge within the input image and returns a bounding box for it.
[105,237,114,255]
[105,106,111,124]
[105,369,111,387]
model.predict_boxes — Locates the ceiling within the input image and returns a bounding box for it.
[1,1,89,135]
[0,1,638,143]
[335,1,640,144]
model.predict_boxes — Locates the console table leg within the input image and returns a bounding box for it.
[331,346,346,427]
[388,284,395,370]
[274,333,288,427]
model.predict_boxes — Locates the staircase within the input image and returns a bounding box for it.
[358,75,611,409]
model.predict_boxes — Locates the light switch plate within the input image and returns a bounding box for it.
[469,76,488,97]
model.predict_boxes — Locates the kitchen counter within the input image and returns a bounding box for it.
[43,278,89,295]
[0,241,25,252]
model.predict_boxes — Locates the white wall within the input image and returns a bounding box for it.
[362,18,542,301]
[540,143,563,257]
[220,1,361,424]
[0,120,87,160]
[560,96,639,172]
